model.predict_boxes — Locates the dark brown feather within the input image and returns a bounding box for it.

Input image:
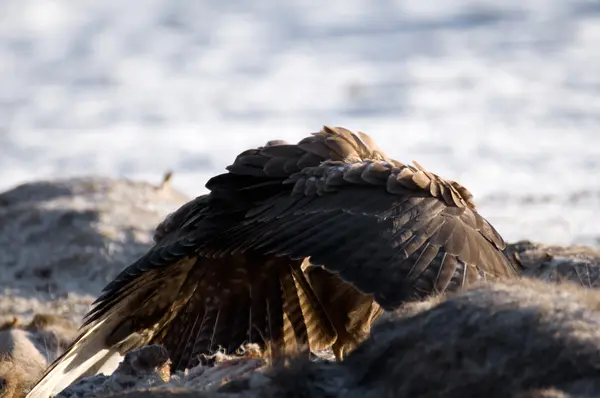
[149,254,336,370]
[202,127,521,311]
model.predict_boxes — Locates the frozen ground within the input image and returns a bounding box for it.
[1,0,599,247]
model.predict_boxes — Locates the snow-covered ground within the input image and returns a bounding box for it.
[1,0,599,247]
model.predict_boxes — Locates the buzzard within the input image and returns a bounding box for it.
[26,126,521,397]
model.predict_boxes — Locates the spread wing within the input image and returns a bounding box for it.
[26,126,520,398]
[201,126,520,310]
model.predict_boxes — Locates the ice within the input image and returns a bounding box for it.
[1,0,599,247]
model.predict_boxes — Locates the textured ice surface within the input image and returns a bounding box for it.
[1,0,599,247]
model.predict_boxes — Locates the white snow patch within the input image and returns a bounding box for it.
[1,0,599,247]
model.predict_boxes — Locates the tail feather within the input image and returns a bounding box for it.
[25,318,123,398]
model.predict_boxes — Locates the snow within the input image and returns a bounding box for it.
[1,0,599,247]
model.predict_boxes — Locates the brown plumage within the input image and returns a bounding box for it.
[26,126,521,398]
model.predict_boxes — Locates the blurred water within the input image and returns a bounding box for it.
[1,0,599,246]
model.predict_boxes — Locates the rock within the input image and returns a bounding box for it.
[0,314,79,398]
[0,176,189,323]
[339,278,600,398]
[0,176,188,397]
[506,240,600,287]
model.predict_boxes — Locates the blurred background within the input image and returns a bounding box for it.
[0,0,599,247]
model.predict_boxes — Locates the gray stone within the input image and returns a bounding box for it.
[0,314,79,398]
[506,240,600,286]
[0,176,189,323]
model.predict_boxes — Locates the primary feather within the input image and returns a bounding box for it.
[27,126,521,397]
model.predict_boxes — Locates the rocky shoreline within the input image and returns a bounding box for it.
[1,177,600,398]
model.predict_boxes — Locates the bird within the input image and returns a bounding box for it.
[26,126,522,397]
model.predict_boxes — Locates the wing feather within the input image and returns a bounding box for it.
[199,127,520,310]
